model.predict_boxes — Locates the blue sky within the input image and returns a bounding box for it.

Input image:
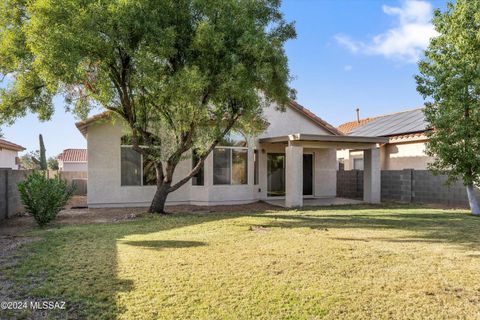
[2,0,447,157]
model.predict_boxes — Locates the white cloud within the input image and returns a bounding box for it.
[335,0,438,63]
[344,65,353,71]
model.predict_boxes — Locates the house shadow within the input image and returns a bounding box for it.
[120,239,207,250]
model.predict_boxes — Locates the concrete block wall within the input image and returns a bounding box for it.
[0,169,31,220]
[381,170,412,203]
[337,169,480,208]
[337,170,363,199]
[0,169,86,221]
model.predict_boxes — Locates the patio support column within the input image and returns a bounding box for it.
[363,148,381,203]
[285,145,303,208]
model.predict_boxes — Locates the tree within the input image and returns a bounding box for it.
[19,150,40,170]
[416,0,480,215]
[48,157,59,171]
[39,134,47,170]
[0,0,295,213]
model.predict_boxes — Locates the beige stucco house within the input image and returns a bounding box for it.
[337,108,433,171]
[58,149,88,172]
[0,138,25,169]
[76,101,386,208]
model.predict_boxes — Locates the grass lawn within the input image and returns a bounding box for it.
[3,205,480,319]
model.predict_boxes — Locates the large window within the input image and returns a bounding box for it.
[121,137,157,186]
[213,132,248,185]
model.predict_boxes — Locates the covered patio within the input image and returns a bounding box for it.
[259,133,388,208]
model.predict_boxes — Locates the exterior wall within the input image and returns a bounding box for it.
[337,141,433,171]
[87,105,338,207]
[0,149,19,170]
[382,141,433,170]
[259,103,331,138]
[60,161,88,172]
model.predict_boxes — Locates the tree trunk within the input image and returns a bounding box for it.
[149,183,170,214]
[466,184,480,215]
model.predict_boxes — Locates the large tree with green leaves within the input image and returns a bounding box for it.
[416,0,480,214]
[0,0,295,213]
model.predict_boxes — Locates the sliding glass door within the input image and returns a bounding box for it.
[267,153,314,197]
[267,153,285,197]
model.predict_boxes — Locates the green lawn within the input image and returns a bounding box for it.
[4,205,480,319]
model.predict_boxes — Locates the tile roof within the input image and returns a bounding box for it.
[0,138,25,152]
[346,108,428,137]
[58,149,87,162]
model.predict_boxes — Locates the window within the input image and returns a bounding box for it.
[213,131,248,185]
[254,150,259,185]
[121,147,142,186]
[353,158,364,170]
[192,149,204,186]
[121,136,157,186]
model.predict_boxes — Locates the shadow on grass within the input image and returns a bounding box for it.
[247,207,480,250]
[120,239,207,250]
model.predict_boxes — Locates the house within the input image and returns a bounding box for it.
[76,101,387,208]
[57,149,88,172]
[337,108,433,170]
[0,138,25,169]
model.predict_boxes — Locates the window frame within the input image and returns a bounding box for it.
[120,144,156,187]
[213,132,249,185]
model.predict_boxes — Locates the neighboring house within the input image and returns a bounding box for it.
[58,149,88,172]
[337,108,433,170]
[0,138,25,169]
[76,100,387,208]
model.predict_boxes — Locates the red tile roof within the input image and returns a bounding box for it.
[58,149,87,162]
[0,138,25,152]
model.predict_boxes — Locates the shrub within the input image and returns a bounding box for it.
[18,171,74,227]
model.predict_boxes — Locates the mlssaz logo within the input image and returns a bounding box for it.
[30,301,66,310]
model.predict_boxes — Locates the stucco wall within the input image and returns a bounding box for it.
[61,162,88,172]
[337,141,434,171]
[87,105,338,207]
[0,149,19,170]
[259,103,331,138]
[382,141,433,170]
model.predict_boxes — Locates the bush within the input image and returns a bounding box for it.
[18,171,74,227]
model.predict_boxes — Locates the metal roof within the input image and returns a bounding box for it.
[348,108,427,137]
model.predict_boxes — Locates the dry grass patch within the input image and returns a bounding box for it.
[3,205,480,319]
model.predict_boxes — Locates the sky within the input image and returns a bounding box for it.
[2,0,448,158]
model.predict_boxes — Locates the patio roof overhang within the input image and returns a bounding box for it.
[259,133,389,150]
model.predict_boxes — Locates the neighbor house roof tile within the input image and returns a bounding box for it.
[58,149,87,162]
[0,138,25,152]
